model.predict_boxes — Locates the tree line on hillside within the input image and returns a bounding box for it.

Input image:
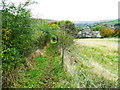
[91,25,119,37]
[76,24,119,38]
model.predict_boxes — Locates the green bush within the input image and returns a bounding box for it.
[2,1,36,87]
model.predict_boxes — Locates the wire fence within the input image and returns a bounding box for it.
[64,49,118,88]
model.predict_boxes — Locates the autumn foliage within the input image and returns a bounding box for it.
[114,26,120,37]
[100,27,115,37]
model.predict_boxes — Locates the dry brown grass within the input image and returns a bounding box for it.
[69,38,118,82]
[74,38,118,51]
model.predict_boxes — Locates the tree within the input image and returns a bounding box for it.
[2,0,36,87]
[55,30,74,66]
[100,27,115,37]
[92,25,103,31]
[57,20,76,36]
[32,19,60,48]
[114,26,120,37]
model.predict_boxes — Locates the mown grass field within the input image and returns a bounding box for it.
[65,38,119,88]
[74,38,118,76]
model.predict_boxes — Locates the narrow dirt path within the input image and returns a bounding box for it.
[45,63,54,88]
[44,57,54,88]
[32,48,55,88]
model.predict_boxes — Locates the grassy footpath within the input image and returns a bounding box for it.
[14,44,73,88]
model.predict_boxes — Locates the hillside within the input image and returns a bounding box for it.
[75,19,119,28]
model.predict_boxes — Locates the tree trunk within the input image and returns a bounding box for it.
[61,47,65,66]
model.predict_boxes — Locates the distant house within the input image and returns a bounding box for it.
[76,27,101,38]
[109,24,115,29]
[48,21,57,24]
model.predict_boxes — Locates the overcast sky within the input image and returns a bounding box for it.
[3,0,120,21]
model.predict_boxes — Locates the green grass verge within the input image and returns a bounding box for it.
[15,44,74,88]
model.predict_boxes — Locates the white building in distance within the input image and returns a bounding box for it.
[76,27,101,38]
